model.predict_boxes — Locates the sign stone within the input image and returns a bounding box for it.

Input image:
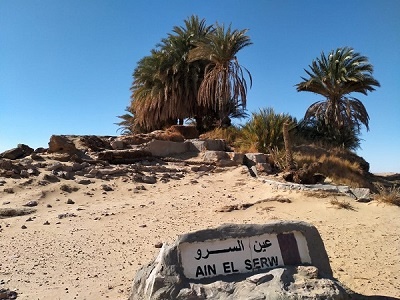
[179,231,311,279]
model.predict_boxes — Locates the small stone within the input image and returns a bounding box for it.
[21,225,27,229]
[142,175,157,184]
[26,217,33,222]
[101,184,114,191]
[139,224,147,228]
[66,199,75,204]
[75,178,92,185]
[43,221,50,225]
[47,204,52,208]
[154,242,163,248]
[58,213,77,219]
[24,200,38,207]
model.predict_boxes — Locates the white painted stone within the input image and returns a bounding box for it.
[179,232,310,280]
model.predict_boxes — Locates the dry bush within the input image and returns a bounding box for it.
[235,143,259,154]
[260,195,292,203]
[153,130,185,142]
[304,190,344,198]
[269,147,289,170]
[374,183,400,206]
[329,198,354,210]
[294,148,371,188]
[200,127,241,148]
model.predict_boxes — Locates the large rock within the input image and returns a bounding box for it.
[203,151,239,167]
[188,139,228,152]
[174,266,350,300]
[243,153,269,167]
[130,221,352,300]
[48,135,79,154]
[0,144,34,160]
[143,140,190,157]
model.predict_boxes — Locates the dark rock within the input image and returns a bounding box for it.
[0,160,14,170]
[77,135,112,152]
[154,242,163,248]
[142,175,157,184]
[27,168,39,176]
[18,143,34,156]
[30,152,44,161]
[135,185,147,191]
[0,144,33,160]
[75,178,92,185]
[39,173,60,183]
[101,184,114,191]
[191,165,214,172]
[58,212,77,219]
[0,289,18,299]
[0,147,24,160]
[60,184,79,193]
[34,147,47,153]
[66,199,75,204]
[24,200,38,207]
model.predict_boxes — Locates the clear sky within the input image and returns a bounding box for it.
[1,0,399,173]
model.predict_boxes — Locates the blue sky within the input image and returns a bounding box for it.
[1,0,399,173]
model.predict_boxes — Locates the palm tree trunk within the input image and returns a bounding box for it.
[283,122,295,171]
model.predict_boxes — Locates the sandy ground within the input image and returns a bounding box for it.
[1,163,399,300]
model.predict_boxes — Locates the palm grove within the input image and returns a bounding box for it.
[117,16,379,167]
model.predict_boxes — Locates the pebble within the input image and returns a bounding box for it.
[66,199,75,204]
[21,225,27,229]
[24,200,38,207]
[154,242,163,248]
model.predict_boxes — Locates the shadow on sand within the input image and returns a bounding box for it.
[354,295,400,300]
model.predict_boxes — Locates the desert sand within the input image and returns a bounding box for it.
[1,159,399,300]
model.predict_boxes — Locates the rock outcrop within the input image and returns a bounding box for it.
[129,222,353,300]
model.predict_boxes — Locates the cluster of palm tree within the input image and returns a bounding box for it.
[125,15,252,133]
[117,17,380,154]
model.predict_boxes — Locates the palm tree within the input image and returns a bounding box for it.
[130,16,213,131]
[188,24,252,127]
[130,50,167,130]
[297,118,362,151]
[296,47,380,132]
[238,108,295,153]
[115,107,135,135]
